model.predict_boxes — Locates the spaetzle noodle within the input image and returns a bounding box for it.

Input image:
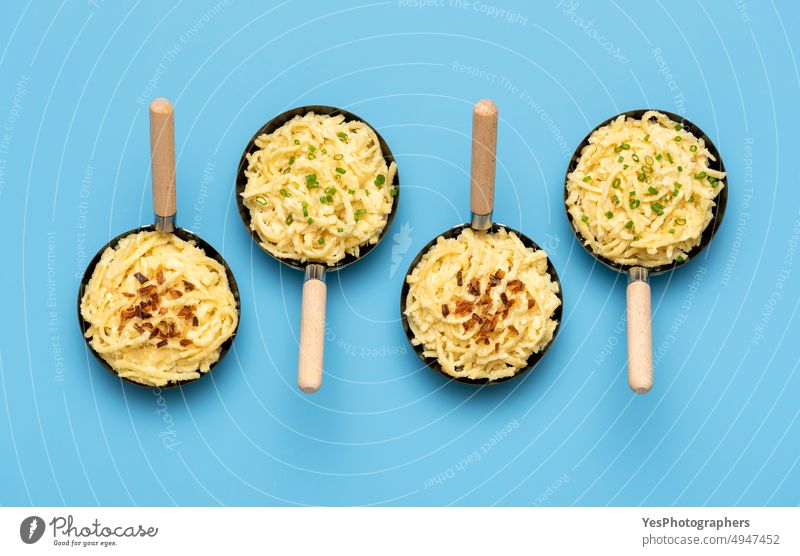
[404,228,560,381]
[80,231,238,387]
[566,111,725,267]
[242,112,397,265]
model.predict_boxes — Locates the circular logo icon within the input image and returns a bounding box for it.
[20,516,45,544]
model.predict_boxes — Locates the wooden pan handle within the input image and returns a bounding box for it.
[298,276,327,394]
[627,278,653,394]
[470,99,498,216]
[149,98,176,218]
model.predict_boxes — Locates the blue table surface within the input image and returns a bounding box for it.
[1,0,798,506]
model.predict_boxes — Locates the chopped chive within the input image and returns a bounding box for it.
[614,146,622,153]
[689,145,697,152]
[612,178,621,189]
[623,164,629,170]
[288,156,295,165]
[302,202,308,217]
[669,228,675,234]
[708,176,719,186]
[689,195,695,202]
[620,143,630,150]
[677,165,683,172]
[285,214,293,224]
[306,184,319,190]
[294,139,300,145]
[279,188,290,197]
[637,173,646,182]
[254,195,267,205]
[673,189,679,196]
[321,149,327,154]
[674,136,682,142]
[605,211,614,219]
[374,174,386,186]
[308,154,316,160]
[335,167,346,174]
[325,195,333,203]
[337,132,348,141]
[655,154,663,161]
[631,154,640,162]
[629,199,640,209]
[305,174,318,184]
[307,217,314,224]
[648,186,659,195]
[694,171,707,179]
[583,175,592,183]
[674,123,682,131]
[390,187,398,197]
[325,187,336,196]
[676,255,685,263]
[320,196,328,203]
[612,195,620,204]
[643,165,653,174]
[348,189,355,195]
[308,145,316,153]
[643,134,650,142]
[675,218,686,225]
[675,181,683,189]
[645,156,654,165]
[666,153,674,163]
[581,215,589,223]
[333,153,344,160]
[625,220,634,229]
[337,227,344,233]
[618,156,624,163]
[318,237,325,244]
[651,202,664,215]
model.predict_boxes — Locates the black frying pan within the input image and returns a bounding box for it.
[400,99,563,385]
[564,109,727,393]
[78,99,240,388]
[235,105,399,393]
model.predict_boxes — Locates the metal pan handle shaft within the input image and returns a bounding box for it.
[470,99,498,227]
[627,268,653,394]
[149,98,177,227]
[298,265,327,393]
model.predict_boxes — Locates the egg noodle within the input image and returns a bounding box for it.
[242,112,397,265]
[566,110,725,267]
[80,231,238,387]
[405,228,561,381]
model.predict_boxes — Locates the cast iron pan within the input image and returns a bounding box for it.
[235,105,399,393]
[564,108,727,393]
[400,99,563,385]
[78,99,240,388]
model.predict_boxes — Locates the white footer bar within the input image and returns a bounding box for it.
[2,507,797,555]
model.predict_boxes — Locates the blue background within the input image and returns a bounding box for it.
[0,0,798,506]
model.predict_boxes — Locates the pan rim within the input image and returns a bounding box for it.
[399,222,564,386]
[234,104,400,272]
[563,108,728,276]
[77,224,241,389]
